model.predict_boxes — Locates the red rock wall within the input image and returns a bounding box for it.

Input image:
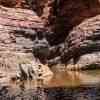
[49,0,100,34]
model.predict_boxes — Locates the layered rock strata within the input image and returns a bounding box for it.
[0,6,53,81]
[62,15,100,70]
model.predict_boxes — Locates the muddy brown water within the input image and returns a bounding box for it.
[0,68,100,100]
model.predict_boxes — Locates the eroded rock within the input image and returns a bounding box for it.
[62,15,100,70]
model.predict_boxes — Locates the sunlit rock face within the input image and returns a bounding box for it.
[0,6,44,53]
[0,6,50,80]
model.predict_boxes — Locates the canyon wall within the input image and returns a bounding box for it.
[0,0,100,71]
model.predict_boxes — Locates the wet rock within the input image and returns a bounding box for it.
[48,0,100,38]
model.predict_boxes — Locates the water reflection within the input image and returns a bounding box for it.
[47,70,100,87]
[0,69,100,100]
[7,69,100,90]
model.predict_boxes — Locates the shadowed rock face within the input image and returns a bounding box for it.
[0,0,31,8]
[40,0,100,69]
[39,0,100,47]
[26,0,54,21]
[61,15,100,70]
[0,0,19,7]
[30,0,100,66]
[26,0,50,16]
[49,0,100,33]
